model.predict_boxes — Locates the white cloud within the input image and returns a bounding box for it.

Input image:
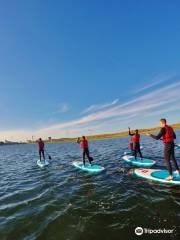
[0,129,33,142]
[82,99,119,114]
[0,77,179,141]
[134,73,175,94]
[35,80,180,137]
[54,103,70,114]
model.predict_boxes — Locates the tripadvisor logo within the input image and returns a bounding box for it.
[135,227,143,236]
[135,227,174,235]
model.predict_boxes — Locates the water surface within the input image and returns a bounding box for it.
[0,132,180,240]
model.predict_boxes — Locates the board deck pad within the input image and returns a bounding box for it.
[134,168,180,185]
[122,155,156,167]
[72,161,105,173]
[37,159,49,168]
[124,150,134,155]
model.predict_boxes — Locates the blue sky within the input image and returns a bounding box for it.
[0,0,180,140]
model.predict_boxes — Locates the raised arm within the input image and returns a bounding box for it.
[128,127,134,136]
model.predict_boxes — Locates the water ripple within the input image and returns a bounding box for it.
[0,133,180,239]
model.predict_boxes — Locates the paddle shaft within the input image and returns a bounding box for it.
[141,132,179,147]
[44,149,52,160]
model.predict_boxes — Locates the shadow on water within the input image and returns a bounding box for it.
[0,131,180,239]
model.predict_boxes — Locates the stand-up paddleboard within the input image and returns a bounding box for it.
[134,168,180,185]
[72,161,105,173]
[37,159,49,168]
[124,146,143,155]
[122,155,156,167]
[175,144,180,149]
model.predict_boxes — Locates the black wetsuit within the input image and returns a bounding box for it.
[83,148,91,166]
[39,149,45,161]
[129,130,143,159]
[150,128,179,175]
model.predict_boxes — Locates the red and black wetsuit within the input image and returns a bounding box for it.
[77,139,92,165]
[38,140,45,161]
[129,130,143,159]
[150,125,179,175]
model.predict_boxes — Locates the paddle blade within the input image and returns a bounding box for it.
[48,155,52,160]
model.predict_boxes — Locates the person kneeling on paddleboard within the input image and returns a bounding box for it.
[146,118,179,181]
[37,138,45,162]
[128,127,143,160]
[77,136,93,167]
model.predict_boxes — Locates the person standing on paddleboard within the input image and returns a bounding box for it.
[77,136,93,167]
[128,127,143,159]
[37,138,45,162]
[146,118,179,181]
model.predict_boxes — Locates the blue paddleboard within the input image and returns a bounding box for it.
[122,155,156,167]
[37,159,49,168]
[176,144,180,149]
[72,161,105,173]
[134,168,180,185]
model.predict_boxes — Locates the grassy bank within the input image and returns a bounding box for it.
[41,122,180,143]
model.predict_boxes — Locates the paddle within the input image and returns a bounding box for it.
[44,149,52,160]
[142,132,179,148]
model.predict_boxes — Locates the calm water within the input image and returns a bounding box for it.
[0,132,180,240]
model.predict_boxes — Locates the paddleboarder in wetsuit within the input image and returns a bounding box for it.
[128,127,143,159]
[37,138,45,162]
[77,136,92,166]
[146,118,179,181]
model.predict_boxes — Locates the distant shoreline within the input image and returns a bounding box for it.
[29,122,180,143]
[0,142,26,146]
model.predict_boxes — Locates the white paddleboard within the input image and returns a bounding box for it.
[37,159,49,168]
[134,168,180,185]
[72,161,105,173]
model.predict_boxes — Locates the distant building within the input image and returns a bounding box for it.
[5,140,18,144]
